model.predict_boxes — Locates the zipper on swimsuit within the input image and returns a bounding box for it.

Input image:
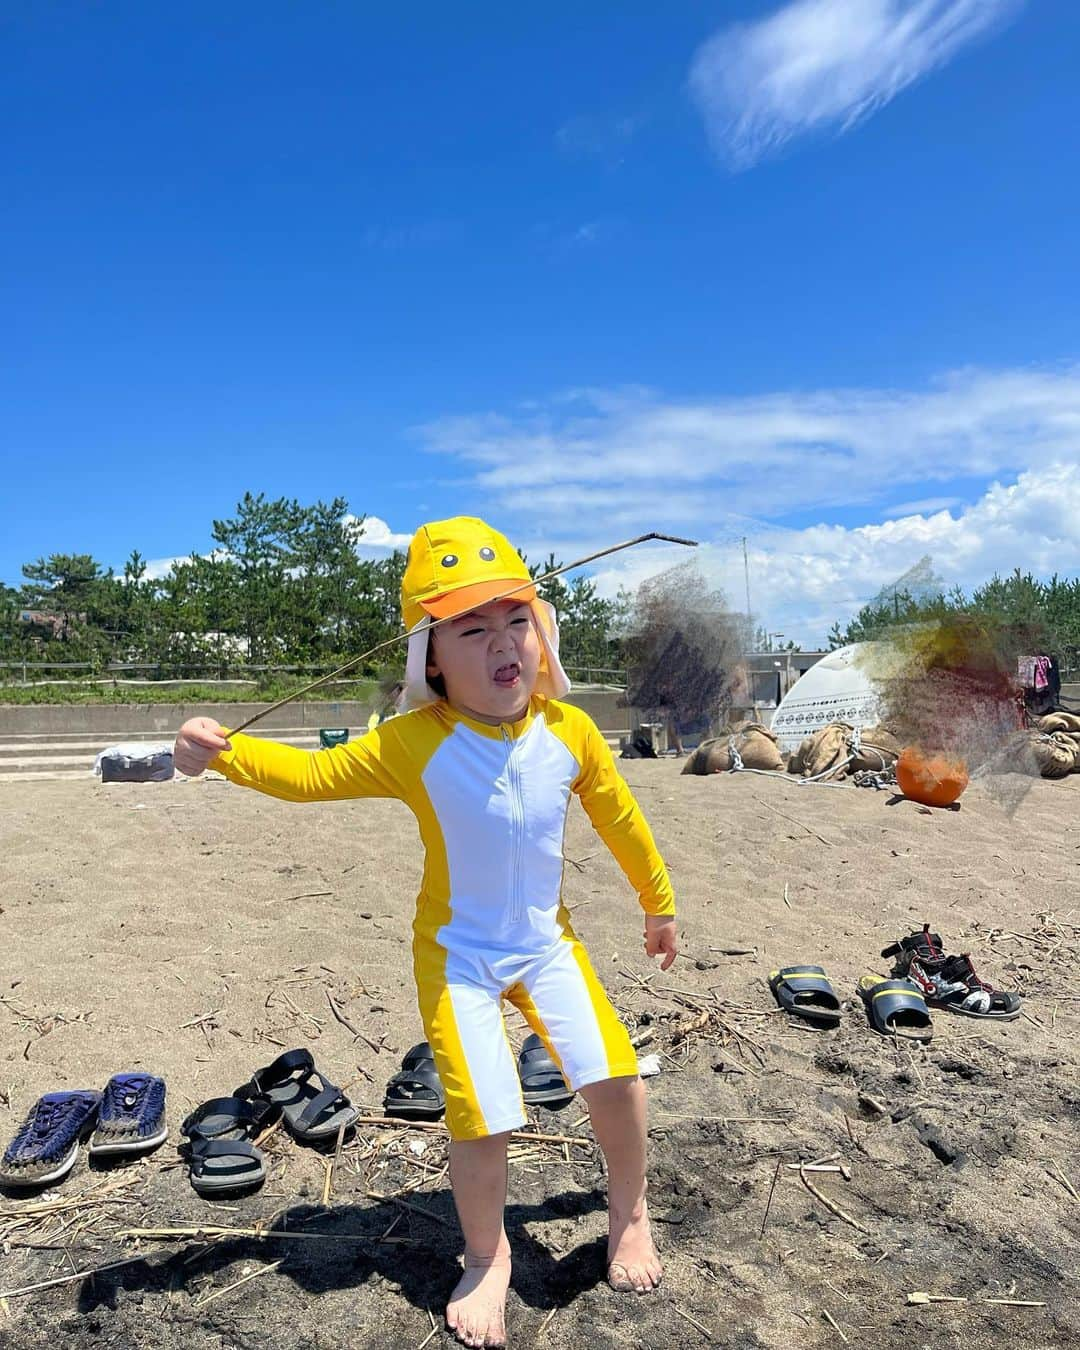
[502,725,525,925]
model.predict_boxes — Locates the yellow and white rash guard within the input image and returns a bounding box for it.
[212,695,674,1139]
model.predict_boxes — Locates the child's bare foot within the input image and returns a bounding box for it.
[446,1251,511,1347]
[607,1198,663,1294]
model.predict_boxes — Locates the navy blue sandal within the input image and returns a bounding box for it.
[90,1073,168,1157]
[0,1091,102,1188]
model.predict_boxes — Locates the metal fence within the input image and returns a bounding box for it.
[0,660,628,688]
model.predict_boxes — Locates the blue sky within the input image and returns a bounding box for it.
[3,0,1079,644]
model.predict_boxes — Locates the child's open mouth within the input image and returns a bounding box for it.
[493,663,520,688]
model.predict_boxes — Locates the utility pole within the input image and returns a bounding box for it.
[742,536,752,624]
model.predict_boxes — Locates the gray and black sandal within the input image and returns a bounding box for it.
[384,1042,445,1121]
[858,976,932,1041]
[181,1096,275,1196]
[518,1034,573,1110]
[768,966,842,1027]
[234,1048,359,1143]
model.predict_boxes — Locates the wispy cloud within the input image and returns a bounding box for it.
[415,363,1080,642]
[881,495,962,517]
[688,0,1023,169]
[555,112,645,162]
[529,217,620,255]
[416,364,1080,523]
[358,220,461,250]
[586,463,1080,646]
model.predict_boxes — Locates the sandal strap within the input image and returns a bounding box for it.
[182,1096,274,1138]
[296,1083,347,1131]
[235,1048,315,1101]
[190,1137,262,1164]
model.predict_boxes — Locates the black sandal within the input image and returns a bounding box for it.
[768,966,842,1028]
[518,1034,573,1110]
[383,1042,445,1121]
[180,1096,275,1196]
[234,1048,359,1143]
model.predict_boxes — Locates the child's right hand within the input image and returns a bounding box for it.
[174,717,232,777]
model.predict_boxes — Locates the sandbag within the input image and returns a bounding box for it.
[1038,712,1080,734]
[681,723,784,775]
[800,723,852,779]
[1029,731,1080,778]
[681,737,729,774]
[787,735,813,775]
[849,725,900,774]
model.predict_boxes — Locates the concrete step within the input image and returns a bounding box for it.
[0,769,97,783]
[0,725,318,746]
[0,733,320,761]
[0,732,322,774]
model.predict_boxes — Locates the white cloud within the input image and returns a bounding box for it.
[138,518,411,582]
[414,364,1080,646]
[688,0,1023,168]
[881,495,962,517]
[555,113,644,159]
[142,555,190,581]
[349,515,413,552]
[416,364,1080,523]
[588,463,1080,648]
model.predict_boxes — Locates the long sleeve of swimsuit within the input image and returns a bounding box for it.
[210,721,412,803]
[568,711,676,918]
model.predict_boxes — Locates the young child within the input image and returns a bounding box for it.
[174,516,677,1349]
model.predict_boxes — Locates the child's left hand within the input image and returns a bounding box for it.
[644,915,678,971]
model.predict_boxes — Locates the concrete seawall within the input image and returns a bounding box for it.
[0,688,629,737]
[0,688,632,779]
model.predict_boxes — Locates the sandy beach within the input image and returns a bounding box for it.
[1,757,1078,1348]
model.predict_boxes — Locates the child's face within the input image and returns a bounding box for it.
[427,599,542,724]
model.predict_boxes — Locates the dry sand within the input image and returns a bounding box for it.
[1,757,1078,1349]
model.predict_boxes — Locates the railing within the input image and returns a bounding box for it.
[0,660,628,687]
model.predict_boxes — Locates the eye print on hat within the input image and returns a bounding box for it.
[441,554,458,567]
[478,547,496,561]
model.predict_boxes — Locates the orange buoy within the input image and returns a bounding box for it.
[896,746,969,807]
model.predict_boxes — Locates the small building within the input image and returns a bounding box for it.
[728,651,828,727]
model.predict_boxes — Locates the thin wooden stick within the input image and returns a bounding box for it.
[760,1158,782,1238]
[673,1305,713,1338]
[655,1113,791,1124]
[365,1191,453,1229]
[322,1120,348,1207]
[116,1224,416,1244]
[798,1166,870,1236]
[325,992,381,1053]
[0,1254,149,1300]
[228,532,697,733]
[1050,1159,1078,1202]
[352,1115,592,1147]
[536,1307,558,1336]
[822,1308,849,1342]
[754,796,836,847]
[194,1259,283,1309]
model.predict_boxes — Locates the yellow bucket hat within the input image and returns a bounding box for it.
[400,516,536,631]
[398,516,570,710]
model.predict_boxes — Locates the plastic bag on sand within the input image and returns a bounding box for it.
[94,743,175,782]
